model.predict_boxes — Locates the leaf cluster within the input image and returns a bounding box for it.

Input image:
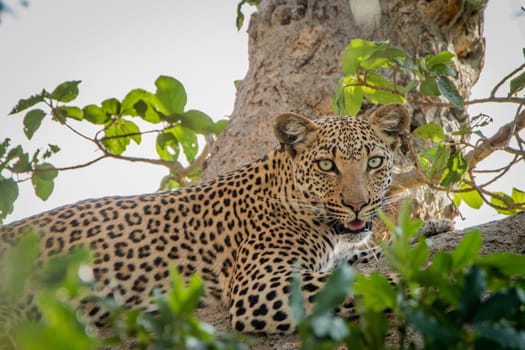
[291,200,525,349]
[0,232,246,350]
[1,76,227,224]
[334,39,525,216]
[334,39,463,116]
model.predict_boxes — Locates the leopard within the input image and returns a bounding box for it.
[0,103,411,335]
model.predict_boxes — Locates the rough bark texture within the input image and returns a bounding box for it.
[194,212,525,350]
[203,0,486,222]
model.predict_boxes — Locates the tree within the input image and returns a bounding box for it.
[205,0,524,230]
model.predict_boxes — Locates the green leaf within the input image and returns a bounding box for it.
[426,51,454,66]
[32,173,54,200]
[353,273,396,312]
[512,187,525,205]
[473,288,525,323]
[15,293,98,350]
[180,110,218,135]
[156,132,179,161]
[400,79,418,94]
[343,84,364,116]
[490,191,516,215]
[473,322,525,349]
[454,184,483,209]
[413,123,445,142]
[58,106,83,121]
[101,119,138,154]
[214,119,229,134]
[121,88,161,123]
[10,89,48,115]
[509,71,525,96]
[428,63,456,77]
[155,75,187,115]
[341,39,387,75]
[10,149,31,173]
[23,109,46,140]
[0,138,10,159]
[101,98,121,116]
[289,274,306,322]
[361,47,404,71]
[121,120,141,145]
[428,144,450,179]
[360,311,388,349]
[362,73,406,105]
[420,78,440,96]
[0,178,18,222]
[401,304,460,345]
[310,314,349,341]
[477,253,525,276]
[436,76,464,108]
[31,163,58,201]
[168,125,197,163]
[311,265,354,317]
[2,232,39,300]
[458,266,485,321]
[35,163,58,181]
[440,152,467,187]
[82,105,109,124]
[50,80,81,103]
[452,230,481,270]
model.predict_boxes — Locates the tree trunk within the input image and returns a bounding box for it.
[203,0,486,222]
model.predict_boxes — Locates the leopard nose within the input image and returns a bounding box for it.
[344,200,367,212]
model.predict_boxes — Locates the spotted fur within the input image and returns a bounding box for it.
[0,104,410,334]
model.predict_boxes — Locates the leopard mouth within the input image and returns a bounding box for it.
[333,219,372,235]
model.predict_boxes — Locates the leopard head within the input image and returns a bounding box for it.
[273,104,410,242]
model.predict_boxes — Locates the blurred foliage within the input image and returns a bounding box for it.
[291,200,525,349]
[0,232,247,350]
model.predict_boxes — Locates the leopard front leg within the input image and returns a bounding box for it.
[227,250,358,334]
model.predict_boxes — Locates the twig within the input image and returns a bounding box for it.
[490,62,525,98]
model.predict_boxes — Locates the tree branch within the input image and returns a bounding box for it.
[464,109,525,168]
[393,110,525,193]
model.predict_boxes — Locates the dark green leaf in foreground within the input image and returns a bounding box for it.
[477,253,525,276]
[311,265,354,317]
[452,230,481,270]
[473,288,525,323]
[474,322,525,350]
[2,232,39,300]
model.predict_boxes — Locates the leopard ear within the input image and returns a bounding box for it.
[368,103,410,150]
[273,113,318,154]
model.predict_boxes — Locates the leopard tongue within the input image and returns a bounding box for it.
[346,220,366,232]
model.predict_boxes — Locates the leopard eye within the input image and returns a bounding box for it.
[317,159,336,172]
[367,156,384,170]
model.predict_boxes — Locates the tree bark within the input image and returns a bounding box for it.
[203,0,486,222]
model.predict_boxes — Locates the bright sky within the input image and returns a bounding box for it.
[0,1,524,229]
